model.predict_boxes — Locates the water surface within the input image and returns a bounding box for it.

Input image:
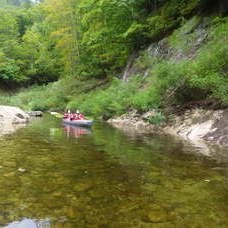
[0,115,228,227]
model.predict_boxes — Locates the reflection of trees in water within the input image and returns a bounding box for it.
[62,124,92,139]
[0,123,151,227]
[0,117,228,227]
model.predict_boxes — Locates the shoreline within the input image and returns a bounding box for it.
[107,108,228,159]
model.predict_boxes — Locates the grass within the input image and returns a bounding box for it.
[146,112,166,125]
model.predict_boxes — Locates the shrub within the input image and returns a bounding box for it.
[146,16,177,40]
[146,112,165,125]
[131,87,160,111]
[187,20,228,104]
[69,76,143,118]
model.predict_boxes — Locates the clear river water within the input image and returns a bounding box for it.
[0,114,228,227]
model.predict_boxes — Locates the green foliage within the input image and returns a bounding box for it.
[187,19,228,103]
[122,22,148,49]
[135,51,159,69]
[179,0,200,15]
[74,77,142,118]
[31,104,48,111]
[161,0,200,17]
[131,89,153,111]
[147,15,176,39]
[0,91,11,105]
[144,0,201,41]
[0,0,205,89]
[131,86,161,111]
[0,53,26,85]
[1,0,228,118]
[5,14,228,114]
[212,16,228,25]
[132,17,228,108]
[146,112,165,125]
[0,1,62,87]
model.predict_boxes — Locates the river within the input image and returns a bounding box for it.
[0,114,228,227]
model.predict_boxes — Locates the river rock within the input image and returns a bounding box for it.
[26,111,43,117]
[108,110,159,134]
[74,182,93,192]
[0,106,30,136]
[141,110,157,120]
[0,106,30,124]
[18,168,27,172]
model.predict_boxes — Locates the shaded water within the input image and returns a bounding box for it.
[0,115,228,227]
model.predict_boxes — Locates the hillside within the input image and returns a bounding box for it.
[0,0,228,120]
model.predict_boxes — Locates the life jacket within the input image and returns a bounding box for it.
[73,113,79,120]
[70,113,74,120]
[63,113,68,119]
[79,114,85,120]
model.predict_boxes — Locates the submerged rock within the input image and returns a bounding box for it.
[18,168,27,173]
[73,182,93,192]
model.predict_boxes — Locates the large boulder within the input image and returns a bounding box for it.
[0,106,30,124]
[0,106,30,136]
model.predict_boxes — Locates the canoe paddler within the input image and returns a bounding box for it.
[75,110,85,120]
[79,113,85,120]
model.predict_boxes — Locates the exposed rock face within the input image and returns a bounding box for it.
[121,17,209,82]
[0,106,30,136]
[108,109,228,147]
[108,108,228,161]
[204,109,228,145]
[164,109,223,142]
[108,110,159,134]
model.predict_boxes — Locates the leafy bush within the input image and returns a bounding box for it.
[0,54,26,85]
[75,77,141,118]
[146,112,165,125]
[131,87,160,111]
[31,104,48,112]
[187,20,228,103]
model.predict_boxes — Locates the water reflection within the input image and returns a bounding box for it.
[5,219,51,228]
[0,123,27,136]
[62,124,92,138]
[0,115,227,227]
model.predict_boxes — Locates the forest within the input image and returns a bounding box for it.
[0,0,227,118]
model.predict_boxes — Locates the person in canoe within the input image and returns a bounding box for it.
[70,112,75,121]
[63,110,70,119]
[63,110,85,121]
[64,110,73,120]
[75,110,85,120]
[63,110,93,126]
